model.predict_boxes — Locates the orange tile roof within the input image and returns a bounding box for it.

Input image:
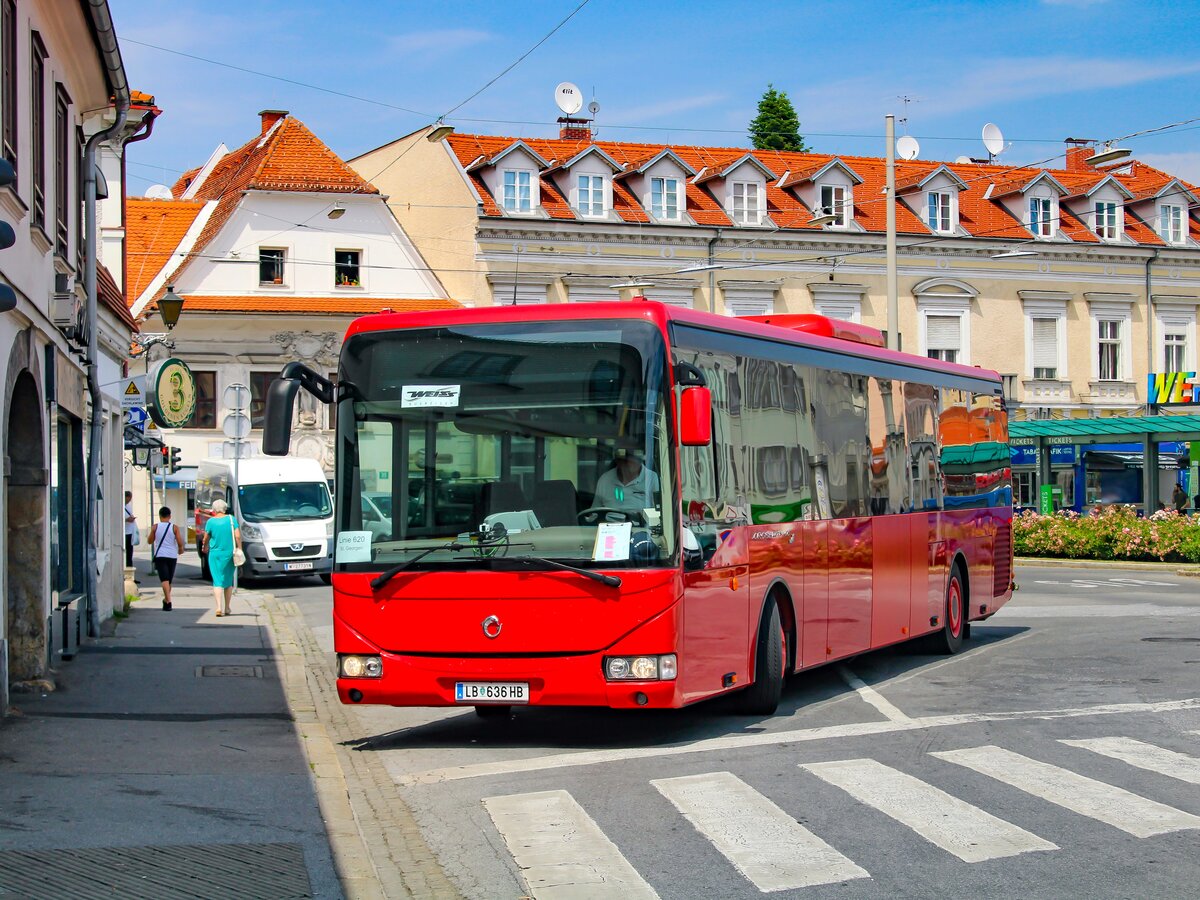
[98,264,135,330]
[445,133,1199,246]
[124,197,206,301]
[170,296,462,315]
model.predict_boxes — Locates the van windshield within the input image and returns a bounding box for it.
[238,482,333,523]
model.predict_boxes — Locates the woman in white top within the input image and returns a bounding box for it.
[149,506,186,611]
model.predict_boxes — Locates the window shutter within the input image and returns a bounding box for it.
[926,315,960,350]
[1031,318,1058,369]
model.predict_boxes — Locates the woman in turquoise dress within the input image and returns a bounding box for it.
[202,499,243,617]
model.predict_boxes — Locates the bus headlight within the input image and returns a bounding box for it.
[339,655,382,678]
[603,654,677,681]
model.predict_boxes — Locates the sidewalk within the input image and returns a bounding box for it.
[0,580,341,899]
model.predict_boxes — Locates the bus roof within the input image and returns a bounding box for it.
[344,300,1002,388]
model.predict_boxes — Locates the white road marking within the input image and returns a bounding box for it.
[801,758,1057,862]
[932,745,1200,838]
[995,604,1200,618]
[483,790,659,899]
[838,666,912,723]
[1061,737,1200,785]
[397,696,1200,785]
[651,771,868,891]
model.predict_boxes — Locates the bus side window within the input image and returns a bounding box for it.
[868,377,910,515]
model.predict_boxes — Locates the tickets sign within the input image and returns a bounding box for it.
[1148,371,1200,406]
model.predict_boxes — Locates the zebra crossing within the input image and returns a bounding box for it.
[483,734,1200,897]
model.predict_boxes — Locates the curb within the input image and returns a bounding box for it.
[255,594,462,900]
[1017,557,1200,577]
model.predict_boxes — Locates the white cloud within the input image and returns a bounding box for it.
[1138,152,1200,185]
[388,29,492,56]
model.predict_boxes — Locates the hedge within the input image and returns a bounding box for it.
[1013,504,1200,563]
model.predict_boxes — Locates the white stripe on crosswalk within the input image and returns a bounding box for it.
[483,790,659,899]
[932,745,1200,838]
[651,771,869,891]
[1061,737,1200,785]
[800,758,1056,862]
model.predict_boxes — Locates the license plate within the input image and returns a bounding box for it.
[455,682,529,704]
[284,561,314,571]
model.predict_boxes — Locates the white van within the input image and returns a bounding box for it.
[195,457,334,581]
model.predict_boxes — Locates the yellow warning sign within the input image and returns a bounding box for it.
[124,381,139,395]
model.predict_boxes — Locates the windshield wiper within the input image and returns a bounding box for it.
[370,540,465,591]
[506,555,621,588]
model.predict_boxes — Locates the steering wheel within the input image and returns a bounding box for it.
[578,507,645,526]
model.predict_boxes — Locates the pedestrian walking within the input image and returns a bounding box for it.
[201,499,243,617]
[149,506,185,611]
[1172,483,1188,513]
[124,491,139,575]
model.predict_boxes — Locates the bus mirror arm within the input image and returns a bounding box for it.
[263,363,335,457]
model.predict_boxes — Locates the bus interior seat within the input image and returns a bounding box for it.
[532,480,579,526]
[477,481,527,519]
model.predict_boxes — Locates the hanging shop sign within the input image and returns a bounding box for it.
[146,357,197,429]
[1147,371,1200,406]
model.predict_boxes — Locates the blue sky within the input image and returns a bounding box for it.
[112,0,1200,194]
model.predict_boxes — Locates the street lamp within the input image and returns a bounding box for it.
[1086,143,1132,166]
[158,284,185,330]
[426,121,455,143]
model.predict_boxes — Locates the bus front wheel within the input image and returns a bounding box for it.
[734,599,784,716]
[932,567,966,655]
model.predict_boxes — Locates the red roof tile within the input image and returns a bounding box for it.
[124,197,207,302]
[98,264,135,330]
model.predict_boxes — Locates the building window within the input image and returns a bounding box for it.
[54,85,70,257]
[503,170,532,212]
[335,249,360,286]
[1097,319,1121,380]
[928,192,953,233]
[250,371,277,429]
[1094,201,1119,240]
[577,174,604,217]
[731,182,761,225]
[191,371,217,429]
[1,0,16,174]
[30,33,46,230]
[259,248,285,284]
[1030,317,1059,379]
[651,176,680,220]
[1028,196,1053,237]
[1161,204,1185,245]
[1164,330,1186,371]
[925,314,961,363]
[820,185,849,227]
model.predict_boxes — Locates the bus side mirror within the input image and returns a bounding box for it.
[263,377,300,456]
[679,387,712,446]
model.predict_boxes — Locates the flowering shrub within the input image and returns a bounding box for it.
[1013,504,1200,563]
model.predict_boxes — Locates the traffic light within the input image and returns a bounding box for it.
[168,447,181,473]
[159,446,170,471]
[0,158,17,313]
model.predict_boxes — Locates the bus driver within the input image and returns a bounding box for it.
[593,447,660,515]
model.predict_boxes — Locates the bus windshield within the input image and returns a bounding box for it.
[335,319,677,572]
[238,481,333,523]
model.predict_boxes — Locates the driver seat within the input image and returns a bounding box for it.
[532,480,578,527]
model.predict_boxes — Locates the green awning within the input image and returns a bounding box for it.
[1010,415,1200,447]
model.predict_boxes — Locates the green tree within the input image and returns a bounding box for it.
[748,84,809,153]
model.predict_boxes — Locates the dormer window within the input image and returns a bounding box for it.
[1161,204,1186,244]
[1094,201,1119,240]
[928,192,953,233]
[1028,197,1054,237]
[820,185,850,227]
[577,174,605,217]
[731,181,762,225]
[651,176,681,220]
[503,170,532,213]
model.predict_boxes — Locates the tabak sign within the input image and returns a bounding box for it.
[1147,371,1200,406]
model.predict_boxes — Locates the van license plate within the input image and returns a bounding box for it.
[455,682,529,704]
[285,561,314,571]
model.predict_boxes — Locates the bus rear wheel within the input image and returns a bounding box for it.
[734,598,784,716]
[932,567,966,655]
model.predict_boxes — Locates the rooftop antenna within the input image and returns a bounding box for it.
[144,183,173,200]
[896,95,918,133]
[896,134,921,161]
[555,81,590,139]
[982,122,1005,162]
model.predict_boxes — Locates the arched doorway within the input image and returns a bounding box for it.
[6,369,47,687]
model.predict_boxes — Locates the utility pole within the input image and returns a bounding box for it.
[886,113,898,352]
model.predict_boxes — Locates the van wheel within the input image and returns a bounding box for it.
[734,598,784,716]
[931,567,966,655]
[318,573,332,585]
[199,553,211,581]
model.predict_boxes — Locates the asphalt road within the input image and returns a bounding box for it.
[170,556,1200,898]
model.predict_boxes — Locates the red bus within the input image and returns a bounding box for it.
[264,301,1013,717]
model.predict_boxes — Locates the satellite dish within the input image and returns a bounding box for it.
[144,183,173,200]
[954,155,973,165]
[896,135,920,161]
[982,123,1005,157]
[588,100,600,117]
[555,82,583,115]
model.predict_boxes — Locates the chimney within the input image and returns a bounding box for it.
[558,116,591,141]
[1064,137,1093,172]
[259,109,288,134]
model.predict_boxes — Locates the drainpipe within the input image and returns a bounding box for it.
[706,228,721,312]
[83,0,130,637]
